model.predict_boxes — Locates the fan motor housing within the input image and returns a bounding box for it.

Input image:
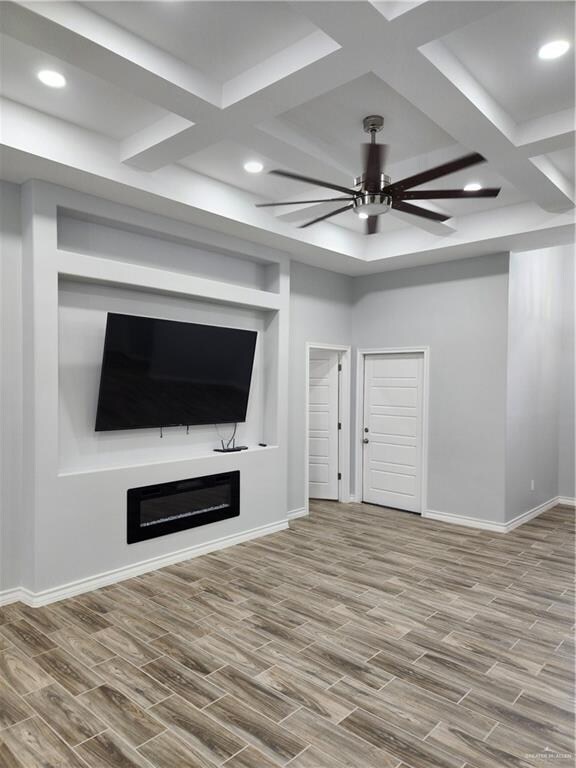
[353,172,393,216]
[354,172,391,189]
[354,193,393,217]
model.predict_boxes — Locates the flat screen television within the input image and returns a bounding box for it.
[95,313,257,431]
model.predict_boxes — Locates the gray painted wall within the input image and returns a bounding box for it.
[0,181,24,592]
[558,250,575,500]
[506,247,565,519]
[288,261,352,513]
[352,254,510,523]
[506,244,574,508]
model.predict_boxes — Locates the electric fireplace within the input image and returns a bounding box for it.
[127,471,240,543]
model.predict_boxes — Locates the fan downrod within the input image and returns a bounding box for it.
[362,115,384,134]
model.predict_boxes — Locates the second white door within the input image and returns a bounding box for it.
[362,353,424,512]
[308,350,339,500]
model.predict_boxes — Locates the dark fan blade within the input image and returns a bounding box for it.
[256,197,355,208]
[299,203,354,229]
[270,169,355,196]
[366,215,378,235]
[385,152,486,193]
[392,200,450,222]
[363,142,383,192]
[397,188,501,200]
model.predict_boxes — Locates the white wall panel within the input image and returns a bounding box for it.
[15,180,289,596]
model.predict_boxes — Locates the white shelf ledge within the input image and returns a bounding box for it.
[56,250,282,311]
[58,444,279,478]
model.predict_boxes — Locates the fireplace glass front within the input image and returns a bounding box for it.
[127,471,239,543]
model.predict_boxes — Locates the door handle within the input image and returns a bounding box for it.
[362,438,369,444]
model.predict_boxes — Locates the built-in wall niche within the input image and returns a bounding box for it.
[57,209,280,293]
[58,277,275,474]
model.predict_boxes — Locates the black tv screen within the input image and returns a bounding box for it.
[95,313,257,431]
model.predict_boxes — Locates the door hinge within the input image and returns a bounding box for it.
[338,363,342,371]
[338,472,342,480]
[338,422,342,430]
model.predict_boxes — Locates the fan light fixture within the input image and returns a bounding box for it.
[37,70,67,88]
[538,40,570,60]
[254,115,501,234]
[244,160,263,174]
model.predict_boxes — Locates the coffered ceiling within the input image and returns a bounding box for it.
[0,0,573,274]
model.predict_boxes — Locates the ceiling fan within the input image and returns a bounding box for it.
[256,115,501,235]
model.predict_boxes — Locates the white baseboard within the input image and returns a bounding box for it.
[557,497,576,507]
[423,509,507,532]
[0,519,288,608]
[0,589,26,608]
[287,507,308,520]
[503,497,562,532]
[424,496,567,533]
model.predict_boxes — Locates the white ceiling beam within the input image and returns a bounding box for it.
[515,109,575,156]
[418,41,517,141]
[0,97,365,261]
[294,2,572,213]
[364,201,574,266]
[298,0,501,52]
[121,114,194,167]
[529,156,574,203]
[370,1,429,23]
[3,1,221,118]
[222,30,339,108]
[2,99,571,275]
[380,0,509,47]
[2,0,572,266]
[416,40,573,212]
[124,46,368,170]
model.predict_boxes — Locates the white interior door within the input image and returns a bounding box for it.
[308,350,339,500]
[362,353,423,512]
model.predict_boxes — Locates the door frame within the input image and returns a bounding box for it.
[305,342,351,514]
[355,347,430,514]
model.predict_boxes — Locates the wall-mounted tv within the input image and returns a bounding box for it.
[95,313,257,432]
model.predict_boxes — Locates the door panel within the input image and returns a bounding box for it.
[362,353,423,513]
[371,414,417,437]
[309,463,329,483]
[371,386,417,407]
[309,411,330,430]
[369,469,416,495]
[370,443,417,465]
[371,357,417,377]
[309,350,339,500]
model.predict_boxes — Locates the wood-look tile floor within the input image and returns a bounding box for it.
[0,500,574,768]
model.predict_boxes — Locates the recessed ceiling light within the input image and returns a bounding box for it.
[464,182,482,192]
[37,69,67,88]
[358,212,369,219]
[538,40,570,60]
[244,160,263,174]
